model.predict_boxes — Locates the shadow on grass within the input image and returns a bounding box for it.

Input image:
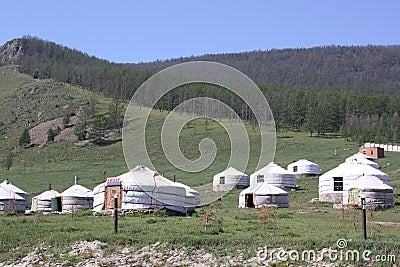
[93,138,122,146]
[277,135,293,139]
[308,133,343,139]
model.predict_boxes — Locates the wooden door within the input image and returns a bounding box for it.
[105,185,122,211]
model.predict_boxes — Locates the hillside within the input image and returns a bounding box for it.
[128,45,400,95]
[3,37,400,145]
[2,37,400,95]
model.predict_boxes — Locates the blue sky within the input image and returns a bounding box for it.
[1,1,400,63]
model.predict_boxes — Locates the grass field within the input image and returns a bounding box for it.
[0,66,400,265]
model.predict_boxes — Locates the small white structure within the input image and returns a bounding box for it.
[93,165,199,214]
[345,153,379,169]
[319,163,390,203]
[239,183,289,208]
[287,159,320,177]
[212,167,249,191]
[0,186,26,213]
[250,162,296,189]
[0,180,30,208]
[31,190,60,213]
[61,185,94,212]
[343,175,394,209]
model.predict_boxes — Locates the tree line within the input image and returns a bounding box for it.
[153,83,400,144]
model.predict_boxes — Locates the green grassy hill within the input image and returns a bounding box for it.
[0,66,399,265]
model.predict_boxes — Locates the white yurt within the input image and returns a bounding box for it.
[239,182,289,208]
[287,159,320,177]
[0,180,30,208]
[61,185,94,212]
[345,153,379,169]
[93,165,199,214]
[92,183,106,213]
[319,163,390,203]
[212,167,249,191]
[174,181,201,208]
[343,175,394,209]
[31,190,60,213]
[250,162,296,189]
[0,186,26,213]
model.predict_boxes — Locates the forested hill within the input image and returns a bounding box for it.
[0,36,153,99]
[129,45,400,95]
[3,36,400,144]
[1,36,400,95]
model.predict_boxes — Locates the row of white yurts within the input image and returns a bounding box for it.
[3,166,199,215]
[31,182,94,213]
[318,152,394,209]
[213,160,319,209]
[0,177,94,214]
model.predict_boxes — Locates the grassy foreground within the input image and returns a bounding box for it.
[1,132,399,265]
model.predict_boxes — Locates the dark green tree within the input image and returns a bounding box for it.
[3,152,13,170]
[19,128,31,147]
[89,114,110,144]
[47,128,59,142]
[74,121,87,141]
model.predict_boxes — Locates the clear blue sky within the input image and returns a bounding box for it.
[1,0,400,63]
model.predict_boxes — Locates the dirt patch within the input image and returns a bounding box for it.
[372,221,400,227]
[55,127,76,142]
[27,116,79,147]
[29,117,64,145]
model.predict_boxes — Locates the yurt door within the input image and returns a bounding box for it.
[105,177,122,211]
[245,193,255,208]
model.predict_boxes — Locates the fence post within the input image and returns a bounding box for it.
[114,195,118,234]
[361,197,367,240]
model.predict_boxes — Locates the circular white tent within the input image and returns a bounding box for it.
[31,190,60,213]
[0,186,26,213]
[93,165,199,214]
[343,175,394,209]
[287,159,320,177]
[212,167,249,191]
[174,181,200,208]
[61,184,94,212]
[1,180,30,208]
[239,183,289,208]
[250,162,296,189]
[345,153,379,169]
[319,163,390,203]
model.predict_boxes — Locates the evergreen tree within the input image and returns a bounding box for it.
[3,152,13,170]
[19,128,31,147]
[47,128,56,142]
[74,121,87,141]
[89,114,110,144]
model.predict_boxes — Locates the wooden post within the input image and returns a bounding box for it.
[114,195,118,234]
[361,197,367,240]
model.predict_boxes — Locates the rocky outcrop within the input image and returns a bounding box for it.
[0,38,23,65]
